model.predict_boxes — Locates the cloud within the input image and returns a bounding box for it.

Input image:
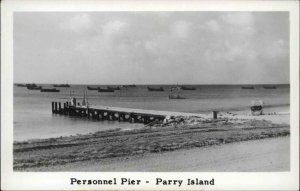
[170,20,191,38]
[60,14,92,33]
[14,12,289,84]
[221,12,254,26]
[221,12,256,36]
[204,19,220,32]
[101,20,128,37]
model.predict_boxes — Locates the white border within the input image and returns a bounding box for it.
[1,0,299,190]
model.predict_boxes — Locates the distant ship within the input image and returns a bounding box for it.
[263,85,276,89]
[53,84,70,88]
[241,86,254,89]
[123,84,136,88]
[98,88,114,92]
[180,86,196,90]
[26,83,42,90]
[40,88,60,92]
[87,86,100,90]
[107,86,120,90]
[147,86,164,91]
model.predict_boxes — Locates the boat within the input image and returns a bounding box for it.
[98,88,114,92]
[26,83,42,90]
[170,86,182,91]
[123,84,136,88]
[40,88,60,92]
[53,84,70,88]
[107,86,120,90]
[241,86,254,89]
[169,95,186,99]
[87,86,100,90]
[180,86,196,90]
[15,83,27,87]
[263,85,276,89]
[147,86,164,91]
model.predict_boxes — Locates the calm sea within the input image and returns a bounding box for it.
[14,84,290,141]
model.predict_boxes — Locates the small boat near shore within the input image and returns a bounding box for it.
[263,85,277,89]
[41,88,60,92]
[241,86,254,89]
[147,86,164,91]
[107,86,120,90]
[98,88,114,92]
[53,84,70,88]
[181,86,196,90]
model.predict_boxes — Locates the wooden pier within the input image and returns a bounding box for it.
[51,101,208,124]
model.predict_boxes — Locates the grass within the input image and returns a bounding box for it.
[13,119,289,171]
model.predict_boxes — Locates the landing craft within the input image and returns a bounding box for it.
[40,88,60,92]
[87,86,100,90]
[53,83,70,88]
[147,86,164,91]
[98,88,115,92]
[241,86,254,89]
[180,86,196,90]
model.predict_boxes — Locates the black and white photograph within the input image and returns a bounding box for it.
[1,0,299,190]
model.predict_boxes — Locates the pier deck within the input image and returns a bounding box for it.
[51,101,207,124]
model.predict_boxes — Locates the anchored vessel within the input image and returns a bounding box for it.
[53,84,70,88]
[147,86,164,91]
[263,85,276,89]
[98,88,115,92]
[107,86,120,90]
[241,86,254,89]
[87,86,100,90]
[26,83,42,90]
[41,88,60,92]
[180,86,196,90]
[123,84,136,88]
[169,95,186,99]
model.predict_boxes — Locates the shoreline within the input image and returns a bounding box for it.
[14,113,290,171]
[14,104,290,142]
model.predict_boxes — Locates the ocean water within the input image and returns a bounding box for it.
[14,84,290,141]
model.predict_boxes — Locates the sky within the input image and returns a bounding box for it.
[14,12,289,85]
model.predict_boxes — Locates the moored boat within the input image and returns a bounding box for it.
[53,84,70,88]
[169,95,186,99]
[263,85,276,89]
[241,86,254,89]
[15,83,27,87]
[107,86,120,90]
[180,86,196,90]
[87,86,100,90]
[40,88,60,92]
[26,83,42,90]
[123,84,136,88]
[98,88,114,92]
[147,86,164,91]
